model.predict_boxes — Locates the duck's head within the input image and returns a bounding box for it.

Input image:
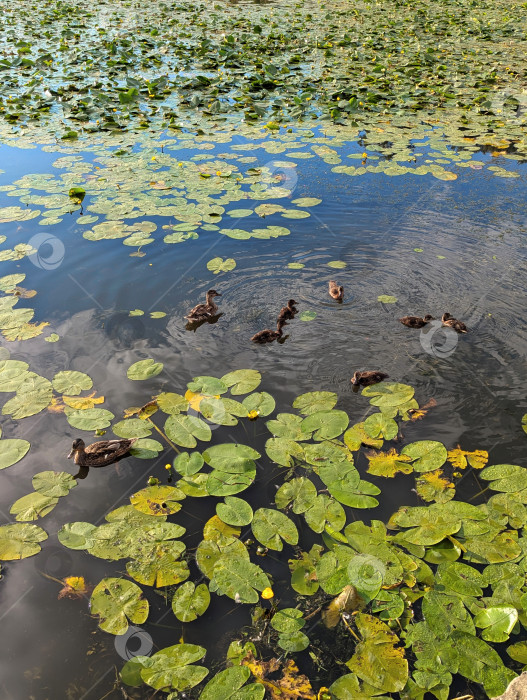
[442,313,452,322]
[423,315,434,321]
[351,371,361,385]
[288,299,297,307]
[207,289,222,298]
[68,438,85,459]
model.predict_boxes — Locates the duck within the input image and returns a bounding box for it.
[351,370,389,387]
[329,280,344,301]
[442,312,468,333]
[399,314,434,328]
[67,437,137,479]
[185,290,222,322]
[277,299,298,322]
[251,319,287,344]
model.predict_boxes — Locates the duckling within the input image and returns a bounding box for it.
[277,299,298,322]
[67,437,137,479]
[251,319,287,344]
[442,312,468,333]
[399,314,434,328]
[351,371,389,387]
[185,290,222,322]
[329,280,344,301]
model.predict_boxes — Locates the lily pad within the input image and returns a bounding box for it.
[171,582,211,622]
[0,523,48,560]
[127,359,163,380]
[0,438,30,470]
[91,577,149,635]
[52,371,93,395]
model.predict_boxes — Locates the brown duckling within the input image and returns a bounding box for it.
[185,289,222,322]
[277,299,298,322]
[399,314,434,328]
[329,280,344,301]
[67,437,138,479]
[351,370,389,387]
[442,312,468,333]
[251,319,287,344]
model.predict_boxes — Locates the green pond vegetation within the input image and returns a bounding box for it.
[2,360,527,698]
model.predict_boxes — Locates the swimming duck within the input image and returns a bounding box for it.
[399,314,434,328]
[351,370,389,387]
[442,312,468,333]
[68,437,137,479]
[185,290,222,322]
[251,319,287,343]
[277,299,298,322]
[329,281,344,301]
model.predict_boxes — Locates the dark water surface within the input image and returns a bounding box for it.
[0,132,526,699]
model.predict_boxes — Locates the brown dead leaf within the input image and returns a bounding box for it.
[322,584,363,628]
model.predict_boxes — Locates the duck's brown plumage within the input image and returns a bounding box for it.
[329,280,344,301]
[251,319,286,344]
[399,314,434,328]
[442,313,468,333]
[277,299,298,322]
[68,437,137,470]
[351,371,389,387]
[185,289,222,322]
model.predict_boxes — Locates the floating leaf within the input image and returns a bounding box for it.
[299,310,317,321]
[10,492,59,521]
[32,470,76,497]
[221,369,262,395]
[130,485,185,516]
[171,581,211,622]
[52,371,93,395]
[173,451,204,476]
[199,666,264,700]
[140,643,208,692]
[252,508,298,551]
[156,392,188,414]
[366,448,413,477]
[242,392,275,417]
[401,441,447,473]
[165,414,212,448]
[377,295,397,304]
[416,470,455,503]
[112,419,152,439]
[207,257,236,274]
[217,497,254,526]
[301,410,349,440]
[91,577,148,635]
[473,606,518,643]
[127,359,163,380]
[327,260,347,269]
[67,408,115,431]
[447,446,488,470]
[293,391,338,415]
[0,523,48,560]
[0,438,30,470]
[212,556,270,604]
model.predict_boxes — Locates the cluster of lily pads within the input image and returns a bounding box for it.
[1,363,527,698]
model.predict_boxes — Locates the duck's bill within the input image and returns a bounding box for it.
[67,449,74,459]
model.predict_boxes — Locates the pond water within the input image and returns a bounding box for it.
[0,123,526,700]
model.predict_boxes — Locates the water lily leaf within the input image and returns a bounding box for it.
[212,555,270,604]
[187,375,228,395]
[299,310,317,321]
[242,392,275,417]
[207,257,236,274]
[303,439,351,465]
[266,413,309,440]
[363,413,398,440]
[327,260,347,269]
[66,408,115,430]
[173,451,204,476]
[2,373,53,419]
[172,581,210,622]
[422,590,475,638]
[127,542,189,587]
[346,613,408,692]
[32,470,76,497]
[275,477,318,514]
[140,644,208,692]
[474,605,518,643]
[480,464,527,493]
[177,473,209,497]
[291,197,321,206]
[0,438,30,470]
[206,463,256,496]
[362,383,414,409]
[10,492,59,521]
[156,392,188,414]
[304,494,346,533]
[390,506,461,545]
[57,521,97,550]
[319,462,379,508]
[416,470,455,503]
[265,437,304,467]
[424,538,462,564]
[435,561,485,597]
[293,391,338,415]
[200,397,245,425]
[252,508,298,551]
[0,273,26,291]
[0,359,29,392]
[127,359,163,380]
[130,438,163,459]
[199,666,265,700]
[344,423,383,451]
[52,371,93,395]
[377,295,397,304]
[221,369,262,395]
[0,523,48,560]
[300,410,349,440]
[217,496,254,526]
[366,449,413,477]
[203,443,260,473]
[401,441,447,473]
[507,641,527,664]
[165,414,212,448]
[90,577,149,635]
[450,630,514,696]
[120,656,153,688]
[130,485,185,516]
[112,419,152,439]
[447,446,488,470]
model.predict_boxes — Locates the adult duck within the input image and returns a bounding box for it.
[67,437,137,479]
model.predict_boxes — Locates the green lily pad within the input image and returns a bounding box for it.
[140,643,208,692]
[91,577,149,635]
[212,555,270,604]
[299,310,317,321]
[200,666,264,700]
[474,605,518,643]
[156,392,188,414]
[207,257,236,274]
[221,369,262,395]
[0,438,30,470]
[127,359,163,380]
[0,523,48,560]
[66,408,115,431]
[171,582,211,622]
[401,441,447,473]
[10,492,59,521]
[32,470,76,497]
[377,295,397,304]
[52,370,93,395]
[251,508,298,551]
[293,391,338,415]
[112,419,153,439]
[300,409,349,440]
[242,392,275,417]
[130,485,185,516]
[217,497,254,526]
[165,414,212,448]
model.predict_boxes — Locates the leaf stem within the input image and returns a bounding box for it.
[147,417,181,454]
